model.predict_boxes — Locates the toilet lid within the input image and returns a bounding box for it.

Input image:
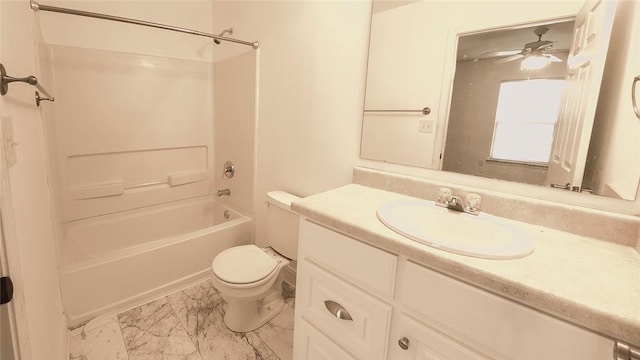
[212,245,278,284]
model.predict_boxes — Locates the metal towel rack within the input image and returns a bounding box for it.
[364,107,431,116]
[0,63,55,107]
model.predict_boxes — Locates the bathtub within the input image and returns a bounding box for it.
[59,195,253,326]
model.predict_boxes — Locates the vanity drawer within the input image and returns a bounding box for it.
[401,261,613,360]
[297,259,392,360]
[299,220,397,298]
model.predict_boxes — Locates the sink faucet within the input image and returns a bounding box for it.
[435,187,481,215]
[217,188,231,197]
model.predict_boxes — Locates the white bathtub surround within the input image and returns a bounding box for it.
[68,279,295,360]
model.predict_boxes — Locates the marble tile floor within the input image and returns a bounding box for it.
[69,280,296,360]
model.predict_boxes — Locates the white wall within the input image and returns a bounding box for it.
[0,1,66,359]
[211,1,372,246]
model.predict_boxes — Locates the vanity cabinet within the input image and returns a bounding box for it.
[293,219,396,360]
[293,220,615,360]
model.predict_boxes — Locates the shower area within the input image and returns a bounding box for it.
[31,0,259,326]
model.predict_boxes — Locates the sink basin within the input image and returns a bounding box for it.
[377,198,534,259]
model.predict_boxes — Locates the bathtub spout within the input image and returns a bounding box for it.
[217,188,231,197]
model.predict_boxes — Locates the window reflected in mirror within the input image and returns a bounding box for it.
[490,79,565,165]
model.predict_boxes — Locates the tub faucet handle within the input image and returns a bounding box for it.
[222,161,235,178]
[217,188,231,197]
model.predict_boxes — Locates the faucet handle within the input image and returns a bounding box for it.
[463,193,481,214]
[437,187,453,205]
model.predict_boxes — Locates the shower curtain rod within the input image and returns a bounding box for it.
[29,0,260,49]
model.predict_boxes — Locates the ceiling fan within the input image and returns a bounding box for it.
[481,26,564,66]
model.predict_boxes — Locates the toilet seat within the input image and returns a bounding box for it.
[212,245,278,284]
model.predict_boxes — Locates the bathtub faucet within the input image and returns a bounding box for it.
[217,188,231,197]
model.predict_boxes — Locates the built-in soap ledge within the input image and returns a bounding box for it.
[70,170,208,200]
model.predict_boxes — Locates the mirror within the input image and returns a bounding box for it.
[361,0,640,201]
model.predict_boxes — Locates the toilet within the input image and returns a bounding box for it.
[211,191,300,332]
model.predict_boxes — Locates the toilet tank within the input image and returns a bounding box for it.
[266,191,301,260]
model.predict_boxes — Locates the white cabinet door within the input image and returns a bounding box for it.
[293,319,358,360]
[401,261,614,360]
[389,314,490,360]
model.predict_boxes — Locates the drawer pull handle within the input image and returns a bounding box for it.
[398,337,410,350]
[324,300,353,321]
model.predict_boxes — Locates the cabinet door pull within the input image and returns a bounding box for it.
[398,337,410,350]
[324,300,353,321]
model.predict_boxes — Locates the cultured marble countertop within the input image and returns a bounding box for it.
[291,183,640,347]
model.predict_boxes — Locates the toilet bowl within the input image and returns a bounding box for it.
[211,245,290,332]
[210,191,300,332]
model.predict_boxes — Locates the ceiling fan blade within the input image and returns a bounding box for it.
[478,50,521,59]
[494,54,524,64]
[526,40,556,51]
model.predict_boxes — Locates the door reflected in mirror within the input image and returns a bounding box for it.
[360,0,640,201]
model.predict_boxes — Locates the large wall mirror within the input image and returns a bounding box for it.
[361,0,640,203]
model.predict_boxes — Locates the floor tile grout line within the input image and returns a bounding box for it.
[168,292,205,360]
[113,314,130,360]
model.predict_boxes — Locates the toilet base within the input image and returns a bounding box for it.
[223,288,285,332]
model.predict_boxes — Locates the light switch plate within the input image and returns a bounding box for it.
[419,119,435,133]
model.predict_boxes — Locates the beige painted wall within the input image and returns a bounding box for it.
[0,1,66,359]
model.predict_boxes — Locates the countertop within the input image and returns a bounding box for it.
[291,183,640,347]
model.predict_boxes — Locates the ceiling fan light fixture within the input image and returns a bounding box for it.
[521,54,550,70]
